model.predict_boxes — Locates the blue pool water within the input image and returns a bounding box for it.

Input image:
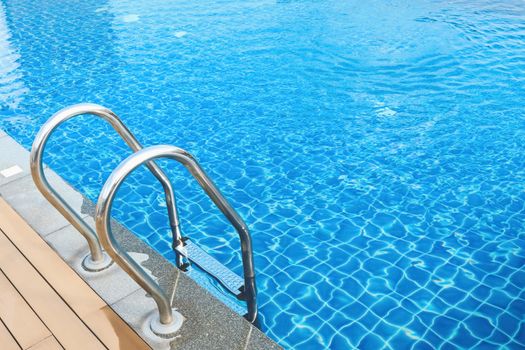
[1,0,524,348]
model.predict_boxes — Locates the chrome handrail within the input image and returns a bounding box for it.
[30,103,183,271]
[95,144,258,328]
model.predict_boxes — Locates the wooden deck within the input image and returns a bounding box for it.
[0,198,151,350]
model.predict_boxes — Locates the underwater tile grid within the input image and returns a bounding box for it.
[0,0,524,349]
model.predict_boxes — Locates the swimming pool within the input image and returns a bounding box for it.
[1,0,524,348]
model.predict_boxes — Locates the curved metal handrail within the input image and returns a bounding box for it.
[95,144,258,328]
[30,103,183,271]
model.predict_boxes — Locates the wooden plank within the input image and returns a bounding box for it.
[0,198,149,349]
[0,320,21,350]
[83,306,151,350]
[0,231,106,350]
[0,270,50,349]
[0,199,106,317]
[27,336,63,350]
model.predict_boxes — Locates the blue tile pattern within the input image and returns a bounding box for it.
[0,0,524,348]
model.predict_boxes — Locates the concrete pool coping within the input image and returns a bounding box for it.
[0,130,280,350]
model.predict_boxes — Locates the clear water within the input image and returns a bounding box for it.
[1,0,525,348]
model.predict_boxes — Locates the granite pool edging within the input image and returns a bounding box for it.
[0,129,280,350]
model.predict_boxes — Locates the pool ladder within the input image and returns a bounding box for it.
[30,104,258,337]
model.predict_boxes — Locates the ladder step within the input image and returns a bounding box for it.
[175,239,244,296]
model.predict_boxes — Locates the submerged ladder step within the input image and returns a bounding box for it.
[175,239,244,296]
